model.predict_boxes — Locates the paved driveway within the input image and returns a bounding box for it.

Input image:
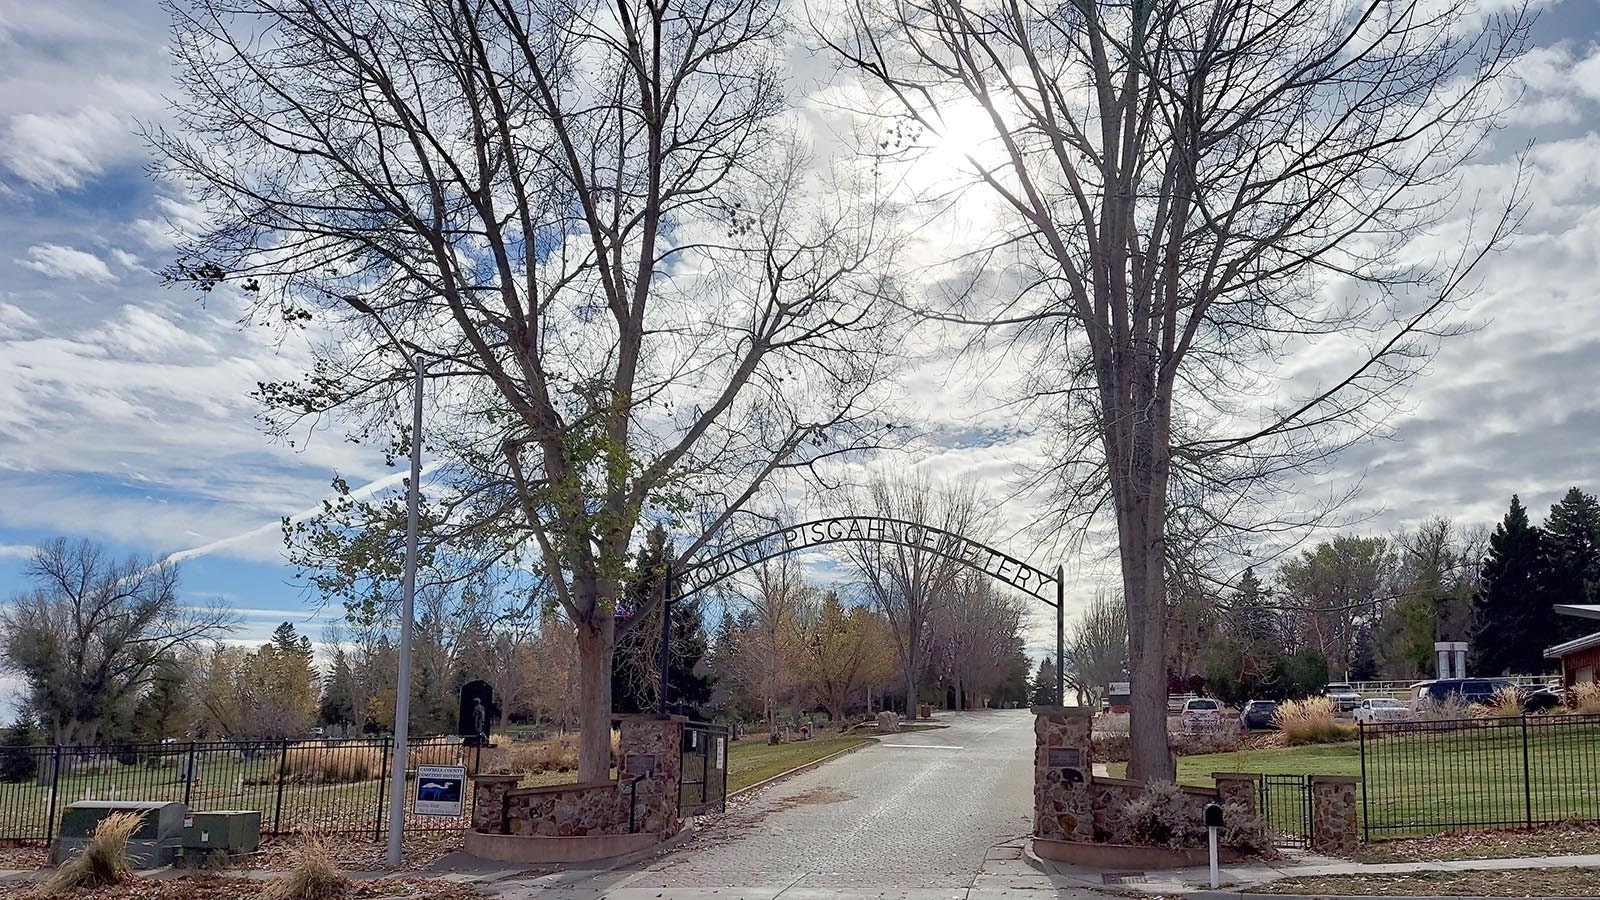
[490,709,1101,899]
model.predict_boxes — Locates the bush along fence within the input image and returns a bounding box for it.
[0,737,482,844]
[1360,713,1600,840]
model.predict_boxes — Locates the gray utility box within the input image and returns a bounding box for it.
[50,800,188,868]
[182,809,261,856]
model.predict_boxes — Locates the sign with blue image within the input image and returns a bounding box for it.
[414,764,467,816]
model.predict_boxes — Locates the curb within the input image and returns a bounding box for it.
[726,738,879,799]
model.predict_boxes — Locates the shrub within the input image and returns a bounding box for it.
[1220,800,1277,857]
[1477,686,1524,719]
[1123,781,1205,849]
[1570,682,1600,715]
[263,834,349,900]
[44,811,142,894]
[1272,697,1355,745]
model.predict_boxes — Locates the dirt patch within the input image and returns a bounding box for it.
[771,787,856,809]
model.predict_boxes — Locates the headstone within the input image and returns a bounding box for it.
[458,680,496,747]
[875,711,900,734]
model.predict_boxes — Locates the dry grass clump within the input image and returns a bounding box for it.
[486,730,622,776]
[1272,697,1355,745]
[1569,682,1600,714]
[282,743,383,783]
[262,834,349,900]
[1476,686,1525,718]
[1414,693,1475,722]
[44,812,142,895]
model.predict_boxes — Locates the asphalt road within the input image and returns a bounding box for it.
[491,709,1103,899]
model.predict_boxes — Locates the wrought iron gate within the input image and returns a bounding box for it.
[1258,774,1313,849]
[678,723,729,816]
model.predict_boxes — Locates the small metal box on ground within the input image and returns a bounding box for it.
[50,800,188,868]
[182,810,262,856]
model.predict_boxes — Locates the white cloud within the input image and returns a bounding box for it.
[17,243,115,282]
[0,302,36,337]
[0,106,122,190]
[0,543,33,560]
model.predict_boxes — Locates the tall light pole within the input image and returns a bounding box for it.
[386,354,426,866]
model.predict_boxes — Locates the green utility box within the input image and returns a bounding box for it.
[51,800,188,868]
[182,810,262,856]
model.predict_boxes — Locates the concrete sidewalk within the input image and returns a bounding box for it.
[1024,843,1600,896]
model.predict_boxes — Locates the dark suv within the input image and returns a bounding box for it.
[1238,700,1278,730]
[1412,679,1563,712]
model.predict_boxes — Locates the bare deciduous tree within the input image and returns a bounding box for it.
[156,0,900,779]
[0,539,234,746]
[826,0,1529,777]
[930,574,1028,708]
[845,472,988,714]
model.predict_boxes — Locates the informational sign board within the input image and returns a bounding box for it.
[414,765,467,817]
[715,735,726,770]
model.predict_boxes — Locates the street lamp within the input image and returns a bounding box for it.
[386,354,426,867]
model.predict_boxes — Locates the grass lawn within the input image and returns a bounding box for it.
[725,733,873,793]
[1104,719,1600,839]
[1102,741,1361,783]
[517,732,874,796]
[1255,867,1600,896]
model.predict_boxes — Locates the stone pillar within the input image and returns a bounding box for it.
[1031,706,1095,843]
[470,774,520,832]
[1310,776,1361,855]
[616,714,685,839]
[1212,773,1261,818]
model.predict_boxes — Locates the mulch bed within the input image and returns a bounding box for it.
[1255,867,1600,896]
[0,833,464,877]
[1355,824,1600,863]
[0,874,481,900]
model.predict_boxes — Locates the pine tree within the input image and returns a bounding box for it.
[1543,487,1600,644]
[320,646,359,728]
[1030,657,1058,706]
[1471,496,1550,675]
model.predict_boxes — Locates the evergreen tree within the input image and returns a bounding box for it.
[1471,496,1550,675]
[1030,657,1058,707]
[1543,487,1600,644]
[1348,624,1379,681]
[128,653,189,741]
[0,712,41,783]
[320,646,360,728]
[665,591,716,719]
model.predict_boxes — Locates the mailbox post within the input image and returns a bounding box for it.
[1203,801,1225,888]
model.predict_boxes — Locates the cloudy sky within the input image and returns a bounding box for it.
[2,0,1600,683]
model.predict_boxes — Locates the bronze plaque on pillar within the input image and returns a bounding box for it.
[1047,748,1081,768]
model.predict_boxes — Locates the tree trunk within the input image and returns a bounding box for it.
[1118,433,1177,782]
[575,616,615,782]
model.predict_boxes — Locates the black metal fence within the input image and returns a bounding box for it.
[0,737,482,844]
[678,723,728,817]
[1360,713,1600,840]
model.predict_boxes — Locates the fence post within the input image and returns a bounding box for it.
[1520,715,1533,829]
[182,742,197,809]
[44,746,61,846]
[1358,722,1369,843]
[374,741,389,841]
[272,739,289,836]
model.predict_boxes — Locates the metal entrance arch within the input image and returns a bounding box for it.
[656,516,1065,710]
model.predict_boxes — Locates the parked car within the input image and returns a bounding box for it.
[1324,683,1363,713]
[1411,678,1513,706]
[1519,685,1565,713]
[1238,699,1278,730]
[1181,697,1222,731]
[1353,697,1413,723]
